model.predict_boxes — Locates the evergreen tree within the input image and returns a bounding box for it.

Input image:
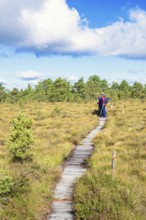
[110,82,120,100]
[0,76,145,102]
[34,82,47,101]
[119,80,131,98]
[111,81,120,90]
[0,84,7,102]
[86,75,101,101]
[8,88,20,103]
[23,84,35,101]
[52,78,71,102]
[41,78,53,101]
[100,79,109,93]
[73,77,86,101]
[7,114,34,162]
[144,84,146,99]
[131,82,144,98]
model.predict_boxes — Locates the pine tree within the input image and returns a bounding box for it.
[7,114,34,162]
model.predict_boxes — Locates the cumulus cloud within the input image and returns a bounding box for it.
[0,0,146,58]
[18,71,42,81]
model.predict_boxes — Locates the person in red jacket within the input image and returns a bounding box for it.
[97,93,109,117]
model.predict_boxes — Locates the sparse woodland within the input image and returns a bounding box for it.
[0,75,146,103]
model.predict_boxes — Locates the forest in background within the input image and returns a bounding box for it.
[0,75,146,103]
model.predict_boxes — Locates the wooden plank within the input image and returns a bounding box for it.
[48,118,106,220]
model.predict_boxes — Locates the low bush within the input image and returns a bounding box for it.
[0,169,14,198]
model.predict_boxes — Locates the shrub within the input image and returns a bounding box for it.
[74,174,142,220]
[50,106,62,117]
[0,169,14,197]
[7,113,34,162]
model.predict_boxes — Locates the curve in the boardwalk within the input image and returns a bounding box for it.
[48,118,106,220]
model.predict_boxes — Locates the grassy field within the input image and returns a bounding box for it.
[74,99,146,220]
[0,102,98,220]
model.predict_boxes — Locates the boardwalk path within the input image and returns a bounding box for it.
[48,118,106,220]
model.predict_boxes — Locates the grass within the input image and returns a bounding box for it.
[74,100,146,220]
[0,102,98,220]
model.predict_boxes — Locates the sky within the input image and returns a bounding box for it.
[0,0,146,89]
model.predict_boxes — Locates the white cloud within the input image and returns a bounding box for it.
[66,75,79,82]
[0,1,146,58]
[18,71,42,81]
[0,79,7,85]
[127,77,146,85]
[20,0,80,46]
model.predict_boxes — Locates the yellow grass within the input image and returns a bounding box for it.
[0,102,98,219]
[74,99,146,220]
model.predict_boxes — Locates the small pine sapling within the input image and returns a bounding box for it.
[7,113,34,162]
[0,169,14,197]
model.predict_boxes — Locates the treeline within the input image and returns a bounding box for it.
[0,75,146,103]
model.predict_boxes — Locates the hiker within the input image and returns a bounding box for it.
[97,93,109,118]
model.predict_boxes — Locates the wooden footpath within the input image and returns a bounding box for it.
[48,118,106,220]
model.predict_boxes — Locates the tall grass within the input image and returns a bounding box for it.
[0,102,98,219]
[74,100,146,220]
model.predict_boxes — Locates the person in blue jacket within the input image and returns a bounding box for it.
[97,93,109,117]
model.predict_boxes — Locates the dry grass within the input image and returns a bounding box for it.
[74,100,146,220]
[0,102,98,219]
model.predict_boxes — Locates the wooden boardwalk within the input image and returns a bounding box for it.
[48,118,106,220]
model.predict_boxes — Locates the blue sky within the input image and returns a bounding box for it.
[0,0,146,89]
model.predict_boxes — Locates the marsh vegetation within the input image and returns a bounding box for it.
[74,100,146,220]
[0,76,146,219]
[0,102,97,219]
